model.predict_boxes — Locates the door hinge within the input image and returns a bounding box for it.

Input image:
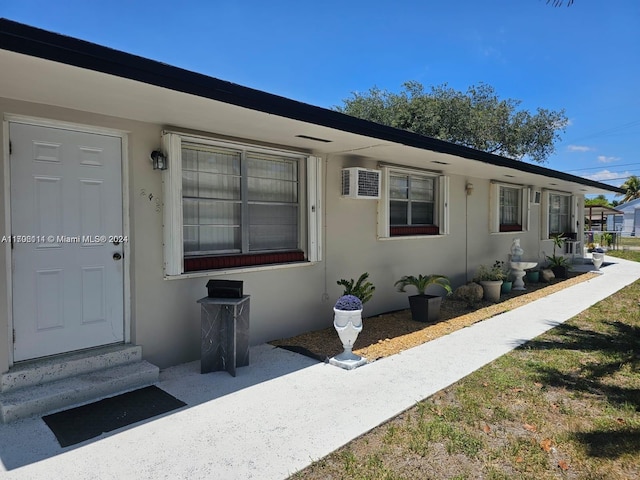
[12,329,15,344]
[9,140,11,155]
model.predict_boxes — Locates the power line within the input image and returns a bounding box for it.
[565,119,640,144]
[567,162,640,173]
[582,175,636,183]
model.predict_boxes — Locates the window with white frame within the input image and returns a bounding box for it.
[490,183,529,233]
[379,167,449,237]
[500,186,521,231]
[548,193,571,236]
[162,133,321,275]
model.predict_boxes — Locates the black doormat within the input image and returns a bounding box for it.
[43,385,187,447]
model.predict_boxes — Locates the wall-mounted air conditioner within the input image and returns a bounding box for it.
[341,167,381,199]
[530,188,542,205]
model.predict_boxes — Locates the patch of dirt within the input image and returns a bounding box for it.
[271,273,598,362]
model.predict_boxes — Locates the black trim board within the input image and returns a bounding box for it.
[0,18,623,194]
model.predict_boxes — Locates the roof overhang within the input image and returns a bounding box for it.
[0,18,624,196]
[585,205,624,220]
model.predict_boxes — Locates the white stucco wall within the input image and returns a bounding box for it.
[0,97,577,371]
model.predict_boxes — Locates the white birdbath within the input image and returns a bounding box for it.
[510,261,537,291]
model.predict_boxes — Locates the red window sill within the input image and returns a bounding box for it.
[499,224,522,232]
[184,250,306,272]
[390,225,439,236]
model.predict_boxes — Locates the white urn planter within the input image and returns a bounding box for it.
[479,280,503,303]
[333,308,363,359]
[329,295,367,370]
[592,252,605,272]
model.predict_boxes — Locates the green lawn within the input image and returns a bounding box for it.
[618,237,640,248]
[607,249,640,262]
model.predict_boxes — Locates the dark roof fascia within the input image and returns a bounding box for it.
[0,18,624,194]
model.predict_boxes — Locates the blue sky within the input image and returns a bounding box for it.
[2,0,638,198]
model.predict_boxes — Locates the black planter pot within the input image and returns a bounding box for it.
[408,294,442,323]
[551,265,568,279]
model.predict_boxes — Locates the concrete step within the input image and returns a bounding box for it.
[0,360,159,423]
[1,344,143,393]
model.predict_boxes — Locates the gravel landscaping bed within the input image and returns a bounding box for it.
[270,272,598,362]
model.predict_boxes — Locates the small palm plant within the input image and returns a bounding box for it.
[337,272,375,304]
[546,234,570,269]
[394,274,452,323]
[394,274,452,296]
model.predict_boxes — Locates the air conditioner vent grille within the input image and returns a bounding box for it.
[341,168,381,199]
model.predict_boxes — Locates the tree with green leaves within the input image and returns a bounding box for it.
[335,82,568,164]
[618,175,640,204]
[585,195,611,207]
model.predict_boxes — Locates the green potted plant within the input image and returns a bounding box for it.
[394,274,452,323]
[473,261,506,302]
[525,267,540,283]
[337,272,375,305]
[501,262,513,294]
[547,234,570,278]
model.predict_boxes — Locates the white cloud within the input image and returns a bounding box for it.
[597,155,620,163]
[567,145,592,152]
[584,170,631,181]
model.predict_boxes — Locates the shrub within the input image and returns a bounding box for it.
[337,272,375,304]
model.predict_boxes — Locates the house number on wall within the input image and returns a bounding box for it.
[140,189,162,213]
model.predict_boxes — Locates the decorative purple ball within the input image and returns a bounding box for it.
[334,294,363,311]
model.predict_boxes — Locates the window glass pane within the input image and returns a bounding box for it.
[247,155,298,202]
[196,148,240,175]
[199,226,241,252]
[411,202,434,224]
[248,204,298,251]
[248,178,297,202]
[197,200,240,226]
[500,187,520,225]
[549,194,571,234]
[182,198,199,226]
[247,155,296,180]
[182,171,198,198]
[183,226,199,254]
[410,177,434,201]
[390,200,408,225]
[390,176,408,199]
[197,172,240,200]
[182,148,198,171]
[183,201,241,255]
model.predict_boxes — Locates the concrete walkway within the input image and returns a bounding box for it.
[1,257,640,480]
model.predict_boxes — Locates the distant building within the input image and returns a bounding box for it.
[611,198,640,236]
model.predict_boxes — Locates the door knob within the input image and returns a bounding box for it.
[113,252,122,261]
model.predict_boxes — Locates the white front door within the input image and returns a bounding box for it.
[10,122,125,361]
